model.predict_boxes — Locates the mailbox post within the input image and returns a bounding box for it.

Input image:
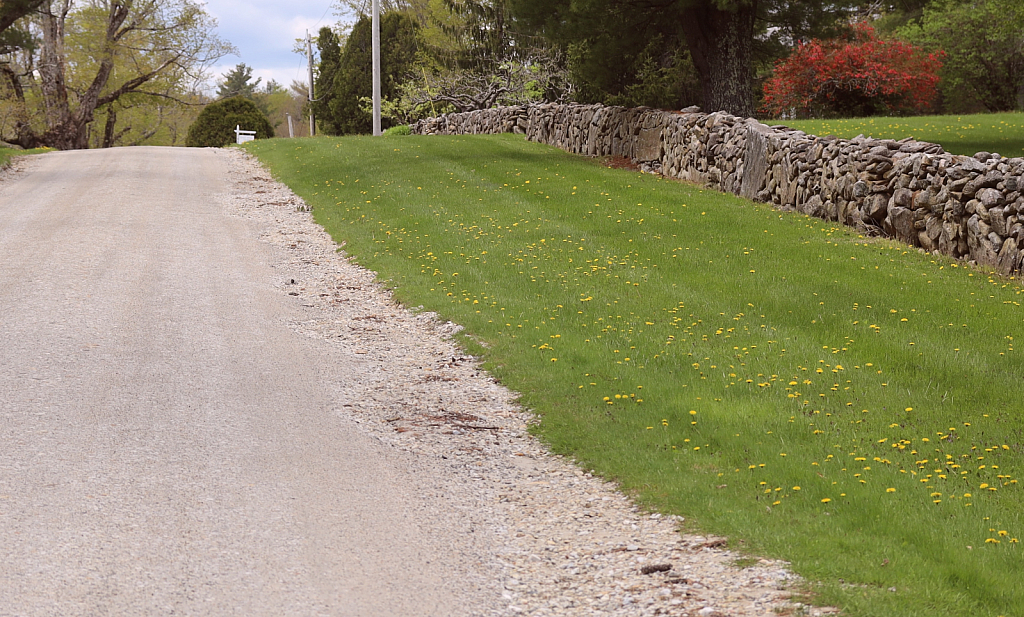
[234,125,256,144]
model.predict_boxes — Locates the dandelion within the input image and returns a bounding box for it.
[886,488,896,493]
[821,498,831,503]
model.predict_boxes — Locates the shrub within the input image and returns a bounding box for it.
[761,23,944,118]
[185,97,275,147]
[899,0,1024,113]
[383,125,411,136]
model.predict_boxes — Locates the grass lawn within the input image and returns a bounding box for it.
[777,112,1024,158]
[248,134,1024,617]
[0,147,51,168]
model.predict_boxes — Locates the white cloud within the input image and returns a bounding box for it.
[202,0,334,78]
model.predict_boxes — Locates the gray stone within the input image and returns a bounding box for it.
[978,187,1003,208]
[866,193,888,221]
[926,215,943,241]
[887,206,916,244]
[893,188,913,208]
[852,180,869,199]
[635,127,663,162]
[989,207,1007,236]
[919,231,936,252]
[740,123,771,200]
[997,237,1020,274]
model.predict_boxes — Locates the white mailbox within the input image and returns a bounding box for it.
[235,125,256,144]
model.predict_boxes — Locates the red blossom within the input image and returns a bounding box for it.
[762,23,944,118]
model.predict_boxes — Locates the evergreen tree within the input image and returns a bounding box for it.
[217,63,261,100]
[327,12,419,134]
[313,27,343,135]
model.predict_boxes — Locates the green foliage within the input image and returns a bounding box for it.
[569,36,701,109]
[313,27,344,135]
[0,146,49,168]
[251,133,1024,616]
[382,124,411,135]
[1,0,234,149]
[781,112,1024,158]
[185,97,274,147]
[509,0,862,114]
[899,0,1024,113]
[217,63,262,100]
[433,0,509,69]
[0,0,44,37]
[324,12,419,135]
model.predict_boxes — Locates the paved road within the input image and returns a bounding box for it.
[0,148,495,616]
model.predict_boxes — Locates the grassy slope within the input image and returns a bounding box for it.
[0,147,51,168]
[779,112,1024,158]
[248,134,1024,617]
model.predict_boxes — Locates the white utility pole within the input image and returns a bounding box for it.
[286,113,294,138]
[306,31,316,137]
[371,0,381,136]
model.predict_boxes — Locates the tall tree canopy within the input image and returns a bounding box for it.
[508,0,861,116]
[320,12,419,134]
[1,0,233,149]
[0,0,45,36]
[217,63,261,100]
[899,0,1024,112]
[312,26,343,135]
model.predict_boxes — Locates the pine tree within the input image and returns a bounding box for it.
[217,64,262,100]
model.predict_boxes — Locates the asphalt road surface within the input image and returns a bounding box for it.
[0,148,499,616]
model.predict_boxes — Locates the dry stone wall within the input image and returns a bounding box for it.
[411,104,1024,275]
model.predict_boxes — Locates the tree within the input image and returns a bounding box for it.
[761,22,943,118]
[1,0,233,150]
[185,96,274,147]
[323,12,419,134]
[509,0,866,116]
[400,52,571,114]
[217,63,261,100]
[899,0,1024,112]
[312,26,342,135]
[0,0,45,36]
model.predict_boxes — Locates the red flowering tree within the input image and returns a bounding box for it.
[762,23,944,118]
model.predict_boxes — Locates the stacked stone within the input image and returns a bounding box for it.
[409,104,1024,274]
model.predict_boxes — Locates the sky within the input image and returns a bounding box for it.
[201,0,343,93]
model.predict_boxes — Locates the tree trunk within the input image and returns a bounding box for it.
[38,0,71,135]
[681,0,757,117]
[30,0,129,149]
[102,108,117,148]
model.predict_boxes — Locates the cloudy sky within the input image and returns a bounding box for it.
[202,0,344,93]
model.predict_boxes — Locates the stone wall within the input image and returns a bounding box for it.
[410,104,1024,275]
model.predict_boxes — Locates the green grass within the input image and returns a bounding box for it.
[777,112,1024,158]
[247,134,1024,617]
[0,147,52,168]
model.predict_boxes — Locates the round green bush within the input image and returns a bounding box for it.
[186,97,275,147]
[383,125,411,136]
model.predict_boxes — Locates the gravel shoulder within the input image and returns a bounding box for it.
[222,148,832,617]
